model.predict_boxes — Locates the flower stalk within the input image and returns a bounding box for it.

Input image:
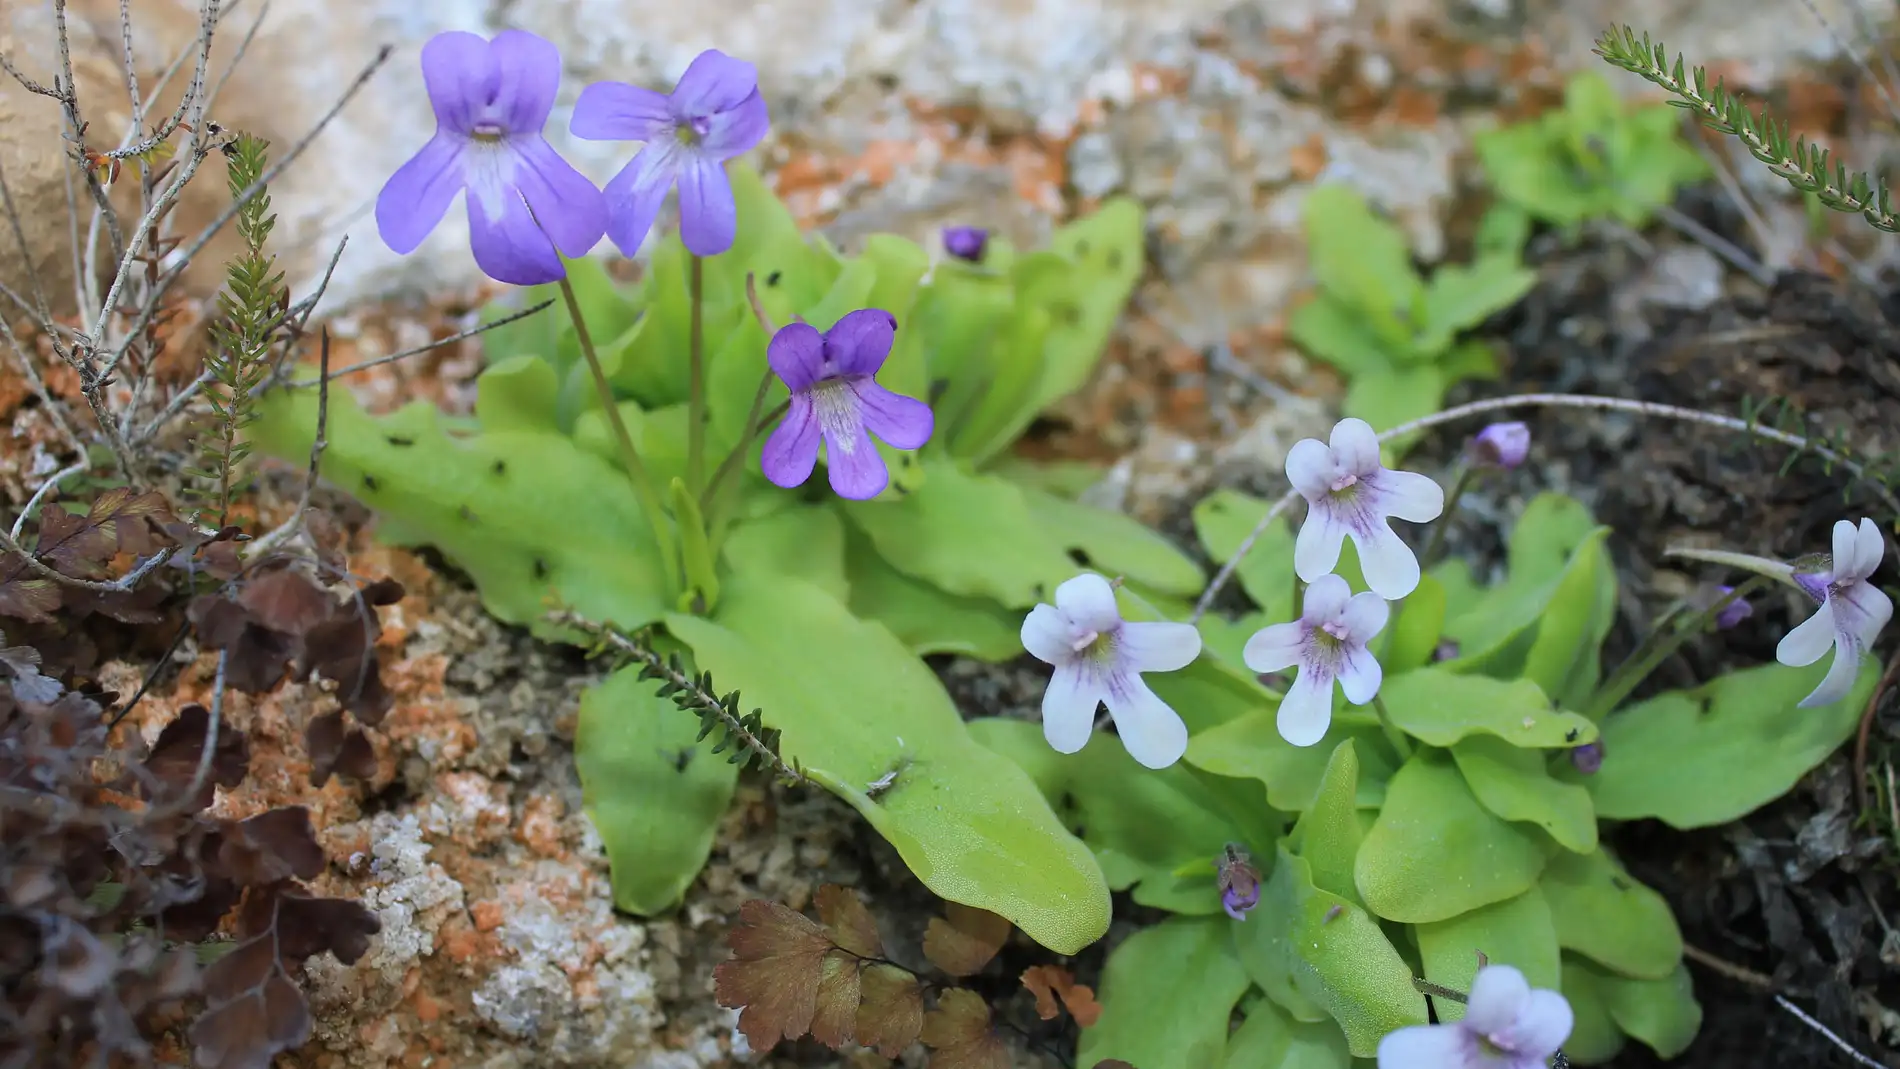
[559,275,680,594]
[688,253,707,492]
[1585,575,1773,719]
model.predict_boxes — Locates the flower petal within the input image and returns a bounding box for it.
[671,49,761,117]
[1799,640,1861,709]
[1375,1024,1469,1069]
[419,31,492,134]
[466,187,565,285]
[1120,621,1201,673]
[1329,417,1382,475]
[848,381,933,450]
[1104,672,1189,769]
[766,322,826,392]
[1776,605,1837,668]
[1850,516,1886,580]
[1242,621,1304,673]
[1465,964,1531,1037]
[824,309,899,376]
[1838,580,1896,646]
[1370,468,1445,523]
[678,154,738,256]
[1511,989,1575,1059]
[1832,519,1861,579]
[571,80,675,141]
[487,29,562,132]
[820,418,889,500]
[1293,505,1349,584]
[376,133,465,254]
[1285,438,1341,500]
[1301,573,1353,623]
[701,90,770,158]
[1337,644,1383,705]
[509,137,606,257]
[599,142,680,257]
[1021,605,1074,666]
[1054,573,1122,633]
[1351,521,1422,601]
[1340,590,1391,643]
[1042,663,1103,754]
[1276,668,1335,747]
[760,395,820,489]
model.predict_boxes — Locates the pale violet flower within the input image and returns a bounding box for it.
[1287,418,1445,599]
[1377,964,1573,1069]
[1242,574,1388,747]
[1778,517,1893,708]
[1020,573,1202,769]
[1471,421,1531,469]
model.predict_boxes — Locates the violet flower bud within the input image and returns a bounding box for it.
[1570,741,1604,775]
[1216,843,1261,921]
[1432,639,1461,662]
[1471,421,1531,470]
[1714,585,1753,630]
[942,225,989,263]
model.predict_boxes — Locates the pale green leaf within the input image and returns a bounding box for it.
[1081,916,1253,1069]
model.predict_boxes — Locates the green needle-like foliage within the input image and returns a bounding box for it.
[1595,24,1900,233]
[188,133,286,526]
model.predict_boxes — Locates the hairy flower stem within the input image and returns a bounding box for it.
[1371,694,1414,761]
[687,253,706,493]
[1379,461,1473,664]
[1193,392,1900,623]
[702,274,780,547]
[1585,575,1773,719]
[559,275,679,592]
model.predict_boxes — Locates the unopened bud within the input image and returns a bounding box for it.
[1471,421,1531,470]
[942,225,989,263]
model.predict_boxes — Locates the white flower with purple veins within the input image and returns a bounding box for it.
[1021,573,1203,770]
[1287,418,1445,599]
[1778,517,1894,708]
[1243,574,1389,747]
[1377,964,1573,1069]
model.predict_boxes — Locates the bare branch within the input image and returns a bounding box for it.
[0,524,175,594]
[289,298,556,388]
[106,44,393,378]
[101,0,217,162]
[1773,996,1887,1069]
[246,328,330,560]
[10,461,89,541]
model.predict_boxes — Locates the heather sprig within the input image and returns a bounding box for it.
[1594,24,1900,233]
[186,133,286,529]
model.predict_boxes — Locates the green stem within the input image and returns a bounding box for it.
[687,254,706,493]
[1372,694,1414,761]
[560,276,679,592]
[703,375,779,545]
[1584,575,1772,719]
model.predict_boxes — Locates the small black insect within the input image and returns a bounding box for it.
[386,435,415,447]
[1564,728,1580,742]
[362,474,379,492]
[531,557,549,580]
[766,270,782,287]
[491,459,507,476]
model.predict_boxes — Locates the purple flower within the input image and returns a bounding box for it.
[571,49,770,257]
[1020,573,1203,770]
[1287,418,1445,599]
[1242,574,1389,747]
[1377,964,1573,1069]
[1778,517,1894,708]
[1569,741,1604,775]
[1471,421,1531,469]
[1216,844,1261,921]
[942,226,989,263]
[376,31,607,287]
[1432,638,1461,662]
[760,310,934,500]
[1713,585,1753,630]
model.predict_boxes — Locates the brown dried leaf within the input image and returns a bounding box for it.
[305,711,374,787]
[1020,965,1102,1027]
[919,988,1009,1069]
[254,886,381,967]
[810,950,862,1049]
[214,808,324,887]
[856,962,924,1058]
[816,883,882,959]
[713,899,838,1050]
[190,935,312,1069]
[34,503,117,579]
[143,705,249,810]
[923,903,1010,977]
[236,568,332,636]
[300,603,392,723]
[0,557,61,624]
[188,595,296,694]
[360,577,406,606]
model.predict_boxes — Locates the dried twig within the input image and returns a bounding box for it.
[1682,943,1776,990]
[1854,644,1900,818]
[0,524,174,594]
[1774,995,1890,1069]
[287,298,557,387]
[10,461,89,541]
[246,328,331,560]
